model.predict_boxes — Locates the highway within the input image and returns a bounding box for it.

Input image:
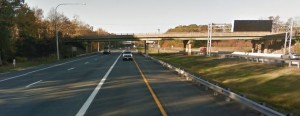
[0,52,256,116]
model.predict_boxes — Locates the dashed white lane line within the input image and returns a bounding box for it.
[76,54,121,116]
[25,80,42,88]
[0,55,95,83]
[85,62,89,64]
[68,68,75,71]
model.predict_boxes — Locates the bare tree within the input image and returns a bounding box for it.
[268,16,284,32]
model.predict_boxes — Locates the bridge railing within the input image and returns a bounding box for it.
[112,32,284,37]
[113,33,135,35]
[144,54,287,116]
[113,31,279,34]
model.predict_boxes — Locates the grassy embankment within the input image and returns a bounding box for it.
[0,56,57,73]
[151,53,300,115]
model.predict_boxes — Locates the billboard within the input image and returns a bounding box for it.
[233,20,273,32]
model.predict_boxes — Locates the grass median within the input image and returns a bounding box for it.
[151,53,300,115]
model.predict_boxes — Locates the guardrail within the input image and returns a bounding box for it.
[232,52,283,58]
[227,54,300,68]
[143,54,287,116]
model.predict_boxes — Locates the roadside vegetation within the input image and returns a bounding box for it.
[0,0,108,67]
[152,53,300,115]
[0,55,57,73]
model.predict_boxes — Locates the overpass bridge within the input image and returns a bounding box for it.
[64,32,299,56]
[65,32,295,42]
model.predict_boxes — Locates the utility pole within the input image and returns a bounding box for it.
[284,19,294,54]
[207,23,212,56]
[288,21,293,54]
[158,29,160,54]
[55,3,86,60]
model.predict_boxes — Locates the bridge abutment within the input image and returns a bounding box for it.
[183,40,192,55]
[86,42,92,53]
[251,40,274,53]
[144,41,149,55]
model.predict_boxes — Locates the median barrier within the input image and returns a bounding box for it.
[289,60,300,68]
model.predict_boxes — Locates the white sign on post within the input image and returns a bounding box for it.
[13,59,16,68]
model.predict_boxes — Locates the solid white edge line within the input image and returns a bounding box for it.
[0,55,95,83]
[76,54,121,116]
[25,80,42,88]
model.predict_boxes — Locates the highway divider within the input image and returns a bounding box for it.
[143,54,288,116]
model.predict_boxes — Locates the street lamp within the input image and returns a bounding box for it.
[55,3,86,60]
[157,29,160,54]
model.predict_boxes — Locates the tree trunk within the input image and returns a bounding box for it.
[0,53,2,65]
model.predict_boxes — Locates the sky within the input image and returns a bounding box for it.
[25,0,300,33]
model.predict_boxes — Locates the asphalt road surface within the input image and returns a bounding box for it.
[0,52,256,116]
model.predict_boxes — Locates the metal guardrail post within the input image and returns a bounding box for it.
[225,88,231,102]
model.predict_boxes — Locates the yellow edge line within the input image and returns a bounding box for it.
[133,58,168,116]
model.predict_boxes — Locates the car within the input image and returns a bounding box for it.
[199,47,207,55]
[122,51,133,61]
[281,53,300,60]
[103,47,111,55]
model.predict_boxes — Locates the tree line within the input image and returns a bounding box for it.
[0,0,108,65]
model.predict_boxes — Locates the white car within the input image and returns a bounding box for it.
[103,47,111,55]
[289,53,300,60]
[122,51,133,61]
[282,53,300,60]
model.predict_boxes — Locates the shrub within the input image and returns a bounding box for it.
[15,56,28,63]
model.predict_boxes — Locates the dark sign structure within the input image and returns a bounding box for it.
[233,20,273,32]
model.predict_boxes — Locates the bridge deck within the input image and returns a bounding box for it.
[66,32,299,42]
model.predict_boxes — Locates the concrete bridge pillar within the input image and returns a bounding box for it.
[86,42,92,53]
[183,40,192,55]
[183,40,188,52]
[97,42,100,52]
[251,40,266,53]
[144,41,149,55]
[257,43,262,53]
[188,43,192,55]
[263,40,271,53]
[251,40,255,53]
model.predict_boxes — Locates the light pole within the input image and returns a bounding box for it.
[55,3,86,60]
[157,29,160,54]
